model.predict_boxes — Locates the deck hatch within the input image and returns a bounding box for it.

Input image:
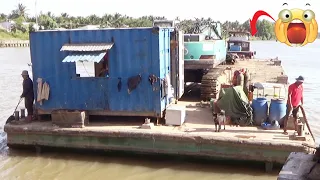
[60,43,114,51]
[62,52,106,63]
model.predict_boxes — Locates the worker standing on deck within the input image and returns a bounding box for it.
[20,70,34,122]
[283,76,304,135]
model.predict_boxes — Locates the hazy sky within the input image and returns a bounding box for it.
[1,0,320,23]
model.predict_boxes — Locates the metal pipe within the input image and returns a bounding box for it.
[14,111,19,120]
[35,0,38,31]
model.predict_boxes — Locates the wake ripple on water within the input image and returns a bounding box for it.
[0,131,8,153]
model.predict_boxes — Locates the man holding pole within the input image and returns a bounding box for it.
[20,70,34,122]
[283,76,304,135]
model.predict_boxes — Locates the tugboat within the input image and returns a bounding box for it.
[227,31,256,59]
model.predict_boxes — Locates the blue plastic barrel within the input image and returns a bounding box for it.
[252,97,268,125]
[269,98,287,126]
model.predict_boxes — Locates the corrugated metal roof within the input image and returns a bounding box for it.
[62,52,106,62]
[60,43,114,52]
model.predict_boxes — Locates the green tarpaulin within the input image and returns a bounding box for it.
[217,86,253,126]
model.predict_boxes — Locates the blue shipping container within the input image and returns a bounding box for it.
[30,27,172,117]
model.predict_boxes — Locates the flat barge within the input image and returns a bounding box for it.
[278,151,320,180]
[4,58,316,172]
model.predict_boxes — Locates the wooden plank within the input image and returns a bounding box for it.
[278,152,317,180]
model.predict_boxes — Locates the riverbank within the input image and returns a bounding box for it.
[2,41,320,180]
[0,40,29,47]
[0,30,29,40]
[0,29,276,42]
[249,36,276,41]
[0,29,280,42]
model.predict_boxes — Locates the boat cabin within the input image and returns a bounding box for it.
[227,31,255,59]
[228,40,250,52]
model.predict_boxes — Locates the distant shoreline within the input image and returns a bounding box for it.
[1,30,317,42]
[250,39,275,41]
[0,40,29,48]
[0,30,29,41]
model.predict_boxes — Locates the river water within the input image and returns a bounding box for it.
[0,41,319,179]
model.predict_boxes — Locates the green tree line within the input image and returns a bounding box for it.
[0,3,276,40]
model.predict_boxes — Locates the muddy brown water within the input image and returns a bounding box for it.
[0,41,320,179]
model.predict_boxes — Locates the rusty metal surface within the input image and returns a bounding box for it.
[4,122,315,152]
[36,108,158,117]
[29,28,172,117]
[60,43,114,51]
[5,138,291,164]
[4,122,315,164]
[4,104,315,165]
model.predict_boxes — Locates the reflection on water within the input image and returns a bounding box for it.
[0,148,279,180]
[1,40,320,179]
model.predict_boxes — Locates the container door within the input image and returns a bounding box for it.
[170,30,177,98]
[177,30,184,99]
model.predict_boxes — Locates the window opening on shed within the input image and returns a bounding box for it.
[242,43,248,48]
[96,53,109,77]
[75,61,95,77]
[60,43,113,78]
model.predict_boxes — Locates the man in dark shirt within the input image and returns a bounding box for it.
[20,70,34,122]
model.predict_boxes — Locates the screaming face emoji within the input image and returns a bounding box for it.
[275,7,318,47]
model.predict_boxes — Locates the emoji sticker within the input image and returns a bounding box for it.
[250,3,318,47]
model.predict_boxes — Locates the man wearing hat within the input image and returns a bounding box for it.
[20,70,34,122]
[283,75,304,135]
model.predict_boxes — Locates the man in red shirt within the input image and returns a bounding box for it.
[283,76,304,135]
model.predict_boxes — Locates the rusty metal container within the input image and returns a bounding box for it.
[30,27,176,118]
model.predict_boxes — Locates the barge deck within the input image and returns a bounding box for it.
[4,59,316,172]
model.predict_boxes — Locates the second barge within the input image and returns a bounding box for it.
[278,152,320,180]
[4,28,316,173]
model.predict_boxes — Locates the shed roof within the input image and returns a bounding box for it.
[62,52,106,63]
[60,43,114,52]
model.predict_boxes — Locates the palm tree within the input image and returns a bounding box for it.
[101,14,113,27]
[87,14,100,25]
[61,13,69,19]
[112,13,124,27]
[17,3,28,18]
[47,12,54,19]
[0,13,7,21]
